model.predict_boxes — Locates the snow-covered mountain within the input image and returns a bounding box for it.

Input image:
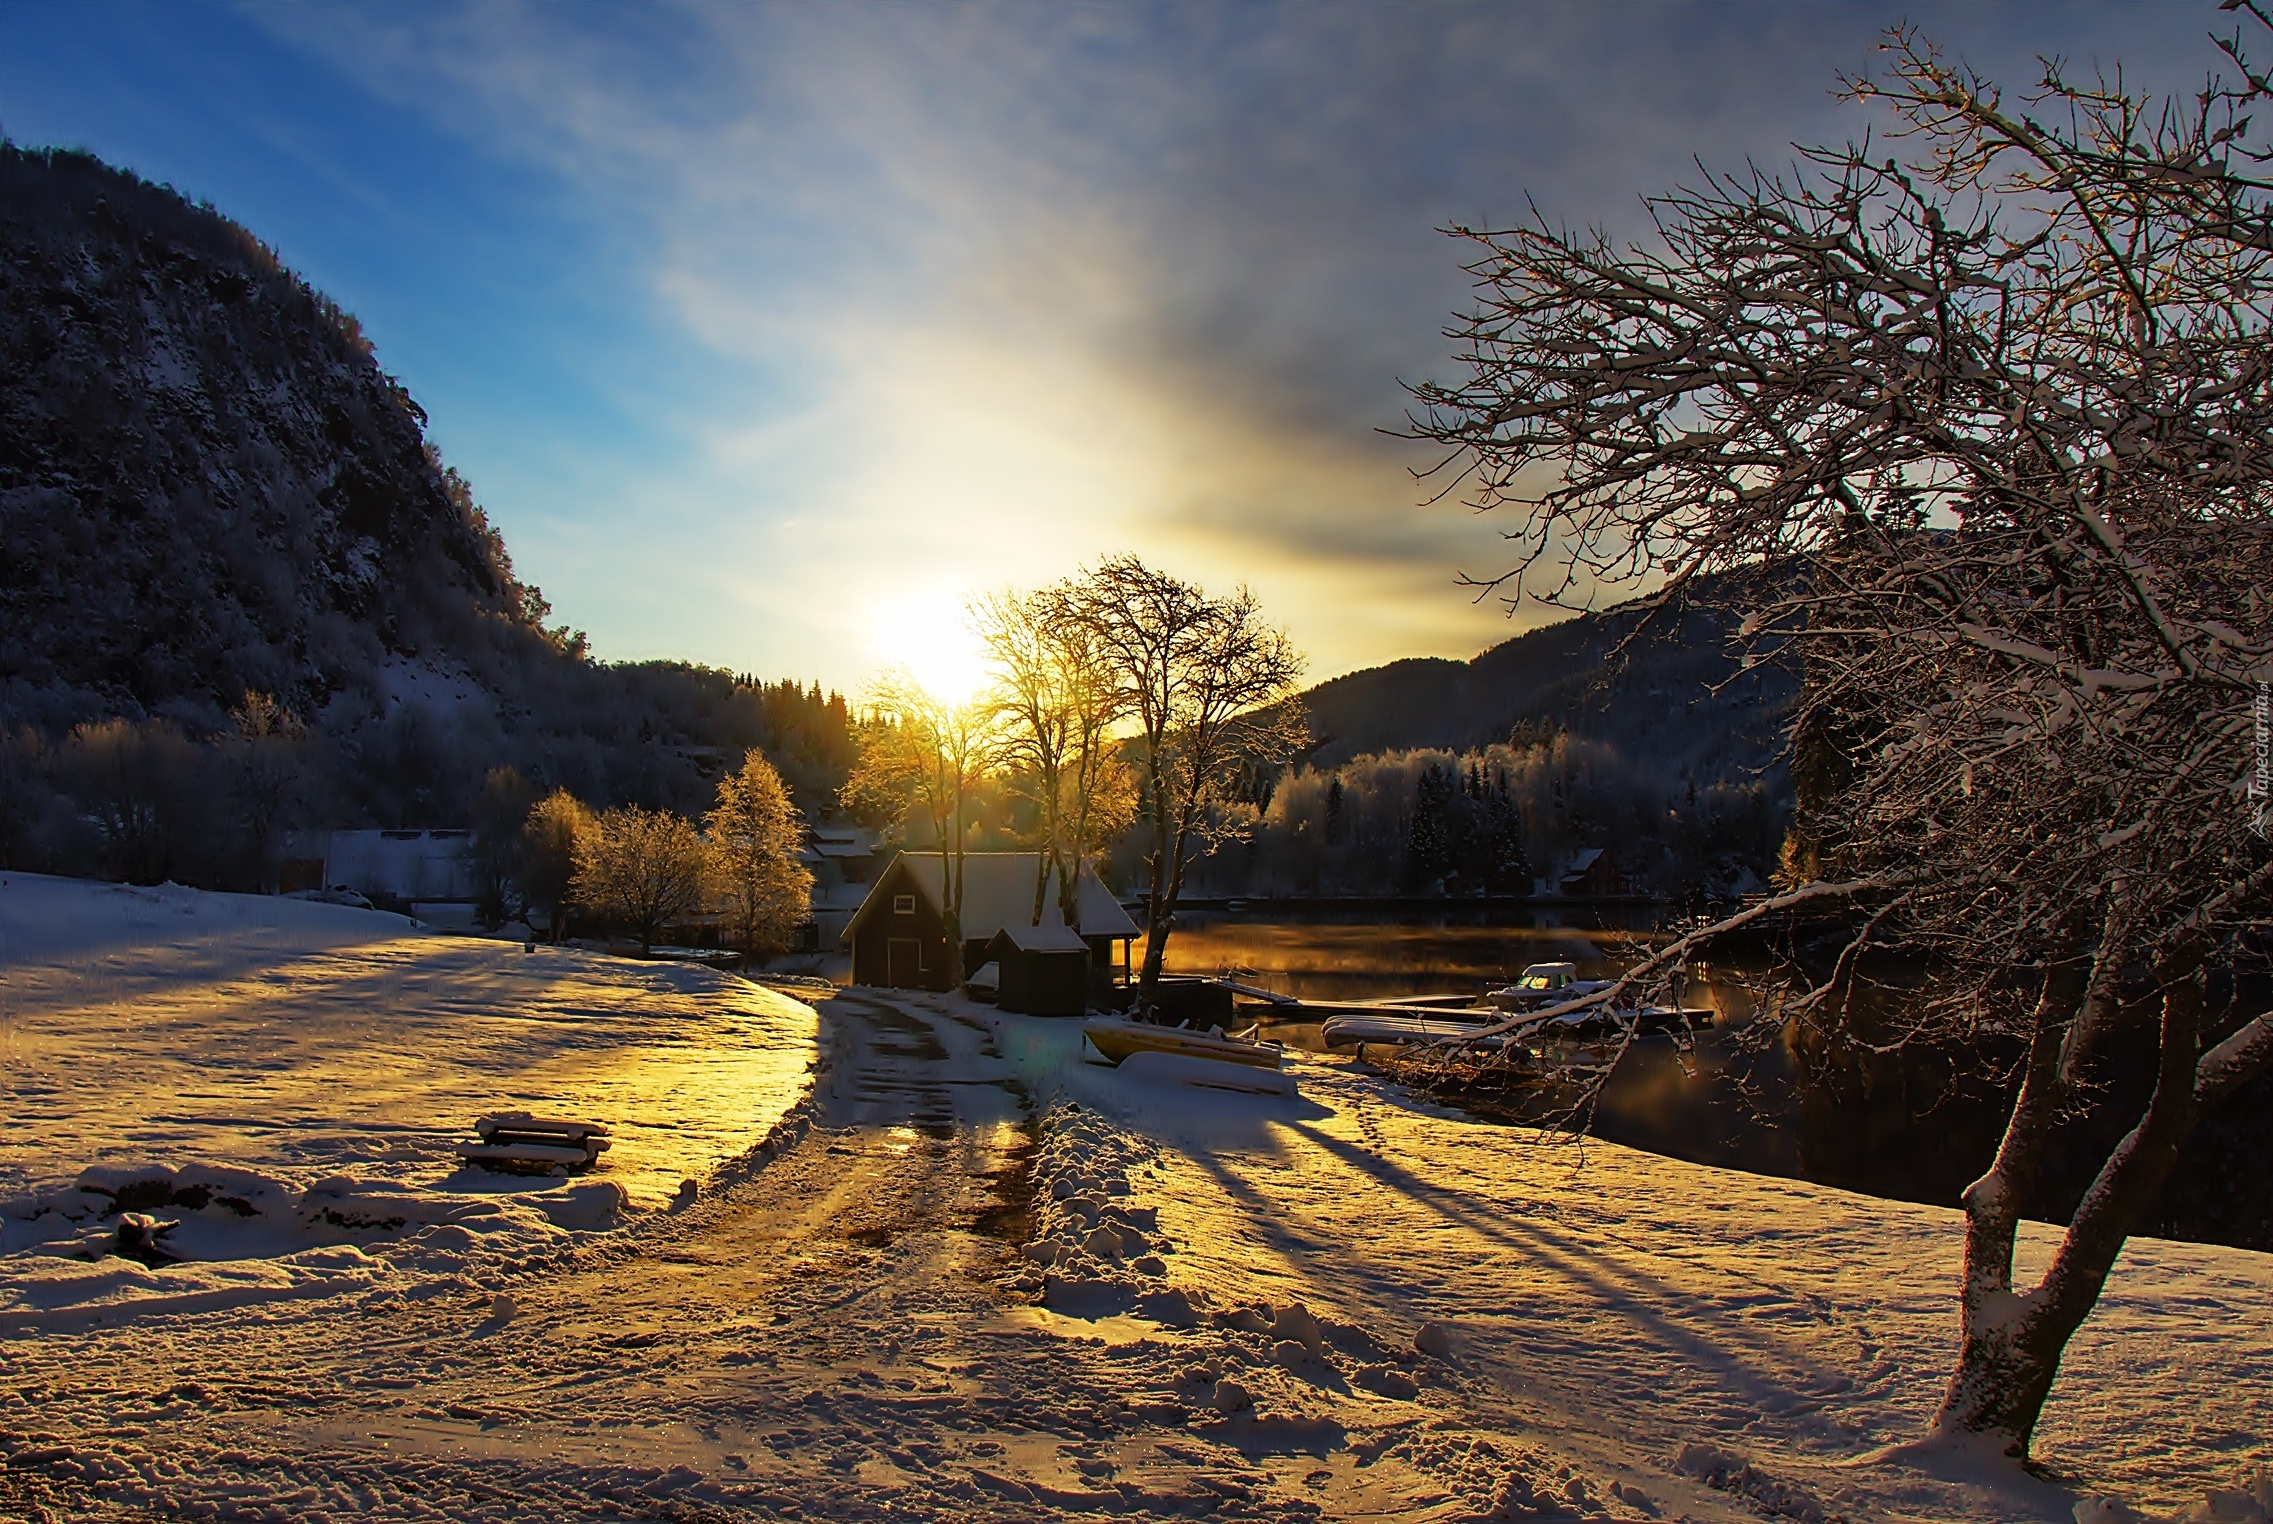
[0,143,563,735]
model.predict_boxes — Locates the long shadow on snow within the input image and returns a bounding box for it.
[1282,1118,1857,1417]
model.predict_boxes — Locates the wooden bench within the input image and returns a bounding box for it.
[456,1113,612,1175]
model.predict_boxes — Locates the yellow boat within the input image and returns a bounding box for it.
[1082,1017,1284,1071]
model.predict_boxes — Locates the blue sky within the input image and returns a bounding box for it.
[0,2,2215,695]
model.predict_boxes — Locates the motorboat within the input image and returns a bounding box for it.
[1082,1017,1285,1071]
[1483,961,1618,1011]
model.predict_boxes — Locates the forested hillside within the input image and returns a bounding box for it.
[1182,589,1795,900]
[0,146,854,886]
[1302,588,1790,778]
[0,143,563,727]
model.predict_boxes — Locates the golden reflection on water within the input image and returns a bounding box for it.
[1159,913,1624,1000]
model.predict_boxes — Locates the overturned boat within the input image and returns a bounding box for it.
[1515,1004,1715,1039]
[1317,1009,1506,1051]
[1082,1017,1286,1071]
[1322,1001,1712,1053]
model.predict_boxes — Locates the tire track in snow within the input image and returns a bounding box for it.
[2,992,1337,1522]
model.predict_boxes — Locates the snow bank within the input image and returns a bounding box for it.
[955,993,2273,1521]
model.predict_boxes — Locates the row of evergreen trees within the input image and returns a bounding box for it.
[1192,729,1785,900]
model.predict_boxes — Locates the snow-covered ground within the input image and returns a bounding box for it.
[983,1010,2273,1522]
[0,872,816,1331]
[2,874,2267,1523]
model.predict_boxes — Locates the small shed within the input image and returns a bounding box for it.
[843,852,1138,1007]
[984,921,1090,1017]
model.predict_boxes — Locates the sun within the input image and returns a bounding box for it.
[864,588,990,706]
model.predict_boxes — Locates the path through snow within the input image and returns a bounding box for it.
[2,877,2267,1522]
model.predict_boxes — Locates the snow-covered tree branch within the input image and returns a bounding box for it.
[1407,11,2273,1461]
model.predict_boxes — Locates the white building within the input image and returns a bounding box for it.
[322,829,478,913]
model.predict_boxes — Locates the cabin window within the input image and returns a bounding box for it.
[892,894,915,915]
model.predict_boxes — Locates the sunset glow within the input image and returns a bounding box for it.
[2,3,2202,694]
[862,587,991,708]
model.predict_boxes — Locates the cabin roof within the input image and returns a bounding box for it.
[843,852,1138,945]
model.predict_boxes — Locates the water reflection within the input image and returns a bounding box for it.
[1161,909,2269,1253]
[1162,905,1643,1001]
[1163,906,1801,1175]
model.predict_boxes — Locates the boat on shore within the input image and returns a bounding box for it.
[1514,1004,1715,1039]
[1482,962,1618,1012]
[1082,1017,1286,1071]
[1320,1002,1713,1053]
[1317,1011,1524,1051]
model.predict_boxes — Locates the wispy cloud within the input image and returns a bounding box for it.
[238,0,2217,687]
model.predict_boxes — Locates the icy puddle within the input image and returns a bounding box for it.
[0,873,818,1210]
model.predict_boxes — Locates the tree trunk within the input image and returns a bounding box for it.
[1138,794,1205,1010]
[1139,919,1170,998]
[1936,938,2206,1456]
[1135,803,1173,1007]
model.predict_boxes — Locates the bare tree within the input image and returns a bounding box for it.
[64,718,203,885]
[1406,16,2273,1460]
[707,748,814,969]
[467,765,532,928]
[228,690,305,894]
[840,675,1002,985]
[1072,557,1305,1004]
[573,805,711,956]
[977,585,1134,933]
[0,727,51,871]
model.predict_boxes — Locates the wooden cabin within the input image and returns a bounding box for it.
[983,922,1091,1018]
[1557,846,1626,898]
[843,852,1138,1013]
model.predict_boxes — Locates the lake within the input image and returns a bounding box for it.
[1158,903,1805,1176]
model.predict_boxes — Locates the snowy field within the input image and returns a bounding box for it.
[2,874,2268,1524]
[0,873,815,1327]
[986,1011,2273,1522]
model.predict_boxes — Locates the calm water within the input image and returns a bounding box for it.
[1162,907,1801,1178]
[1159,904,1645,1001]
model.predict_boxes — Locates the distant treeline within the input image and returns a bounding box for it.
[0,671,859,892]
[1146,725,1785,902]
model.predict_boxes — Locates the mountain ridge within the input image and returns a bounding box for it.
[1294,584,1793,793]
[0,143,565,735]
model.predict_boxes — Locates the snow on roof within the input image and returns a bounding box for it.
[808,825,878,858]
[1562,847,1605,875]
[990,919,1089,954]
[851,852,1139,943]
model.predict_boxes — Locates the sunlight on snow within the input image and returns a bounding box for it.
[0,877,817,1209]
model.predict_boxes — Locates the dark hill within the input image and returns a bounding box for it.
[0,143,553,730]
[1300,587,1794,787]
